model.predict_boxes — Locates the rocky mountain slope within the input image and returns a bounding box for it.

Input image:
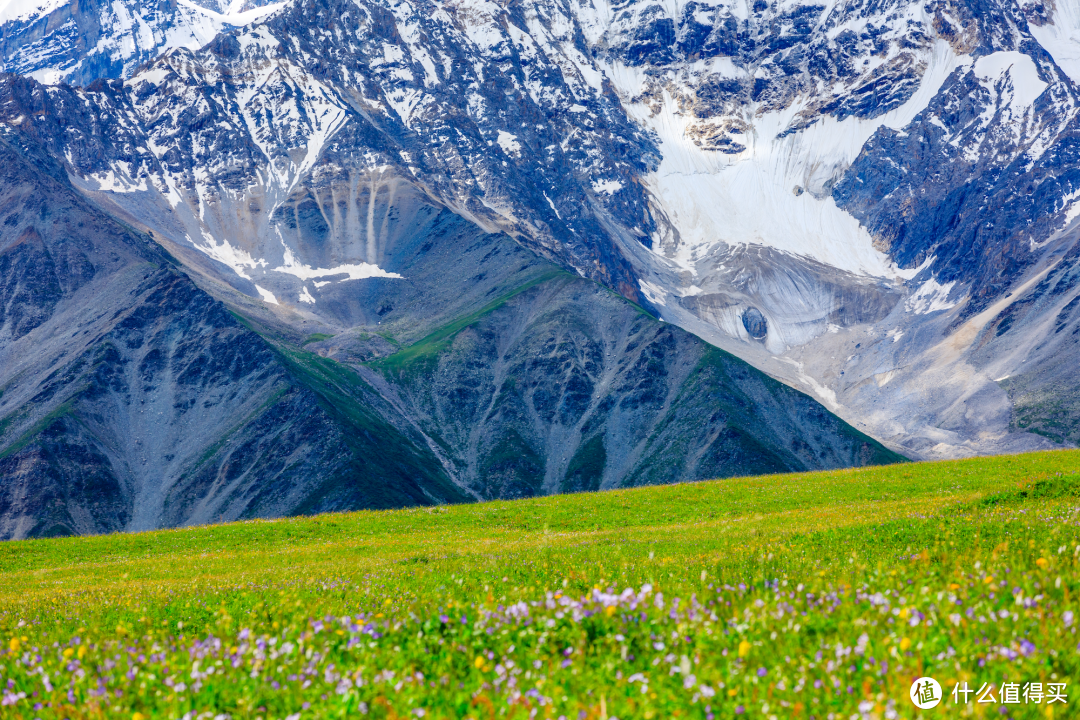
[576,0,1080,459]
[0,135,473,539]
[0,117,899,540]
[4,0,1080,462]
[0,0,281,85]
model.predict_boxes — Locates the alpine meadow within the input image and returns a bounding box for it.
[1,450,1078,719]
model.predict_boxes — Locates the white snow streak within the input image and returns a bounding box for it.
[255,285,279,304]
[273,248,402,282]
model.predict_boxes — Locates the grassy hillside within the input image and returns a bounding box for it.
[1,450,1078,719]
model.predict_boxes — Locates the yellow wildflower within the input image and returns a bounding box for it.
[8,637,19,652]
[77,646,87,660]
[62,647,74,659]
[899,638,911,651]
[474,655,485,669]
[605,606,617,617]
[738,640,752,657]
[1036,558,1048,568]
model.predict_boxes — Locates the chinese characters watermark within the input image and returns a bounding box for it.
[909,677,1068,710]
[952,681,1068,705]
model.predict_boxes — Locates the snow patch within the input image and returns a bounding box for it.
[543,192,561,219]
[972,51,1048,119]
[638,279,668,306]
[174,0,284,26]
[606,38,969,280]
[255,285,279,305]
[298,286,315,304]
[591,179,623,195]
[194,233,265,280]
[905,277,957,314]
[774,357,839,410]
[273,250,403,282]
[0,0,67,23]
[1066,198,1080,227]
[87,168,150,193]
[28,67,65,84]
[1029,1,1080,85]
[497,130,522,156]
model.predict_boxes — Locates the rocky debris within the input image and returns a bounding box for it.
[361,250,902,500]
[0,135,464,540]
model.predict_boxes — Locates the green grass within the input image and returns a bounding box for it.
[301,334,335,347]
[1,450,1078,719]
[0,399,75,461]
[267,345,466,508]
[370,270,568,377]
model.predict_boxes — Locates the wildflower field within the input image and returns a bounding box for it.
[1,450,1078,720]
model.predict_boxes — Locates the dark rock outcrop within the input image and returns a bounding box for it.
[742,307,768,340]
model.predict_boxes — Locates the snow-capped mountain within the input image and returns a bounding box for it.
[0,0,282,84]
[4,0,1080,475]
